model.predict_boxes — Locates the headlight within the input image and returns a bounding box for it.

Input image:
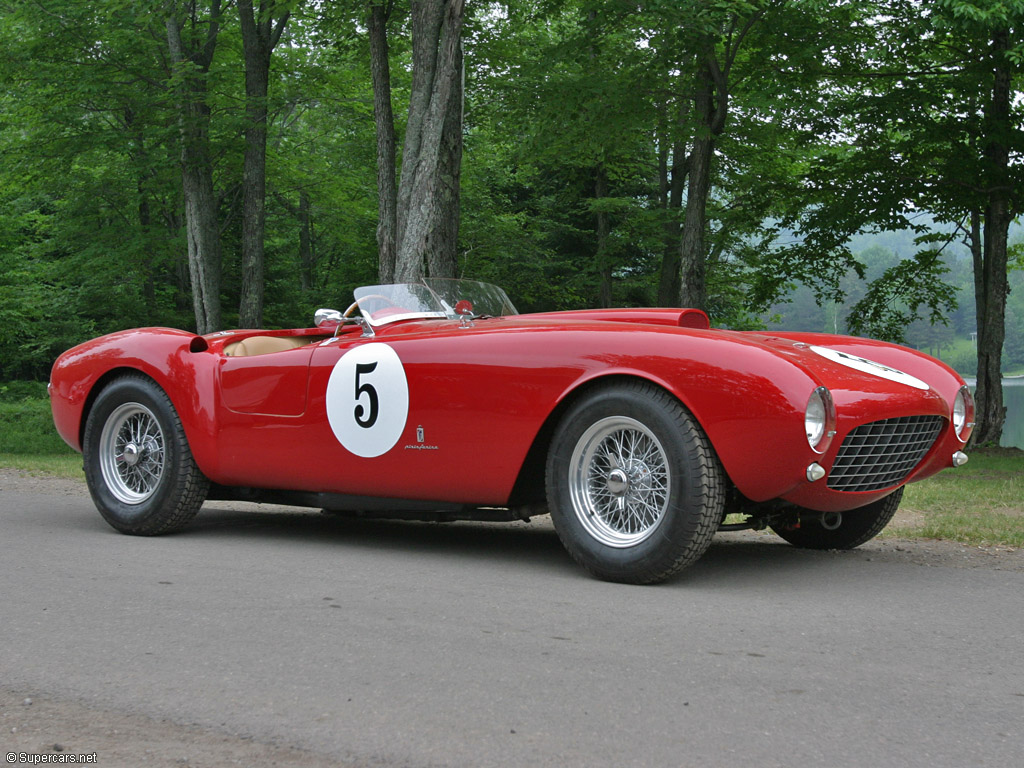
[805,386,836,453]
[952,385,974,441]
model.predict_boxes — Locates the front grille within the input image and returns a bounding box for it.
[827,415,944,492]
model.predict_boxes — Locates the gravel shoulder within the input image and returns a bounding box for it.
[1,688,354,768]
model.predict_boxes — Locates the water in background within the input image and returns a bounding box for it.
[964,378,1024,449]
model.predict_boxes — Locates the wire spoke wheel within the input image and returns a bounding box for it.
[547,382,724,584]
[569,417,670,547]
[84,376,208,535]
[99,403,166,504]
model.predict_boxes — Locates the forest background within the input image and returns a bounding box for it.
[1,0,1023,444]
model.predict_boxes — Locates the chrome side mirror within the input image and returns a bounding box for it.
[314,308,343,329]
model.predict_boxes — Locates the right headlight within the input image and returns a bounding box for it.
[952,385,974,442]
[805,386,836,453]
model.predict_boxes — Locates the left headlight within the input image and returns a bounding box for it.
[805,386,836,453]
[952,385,974,442]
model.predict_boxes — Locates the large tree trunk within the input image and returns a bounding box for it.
[393,0,465,281]
[369,1,399,283]
[972,29,1012,446]
[656,84,688,306]
[165,4,224,334]
[238,0,290,328]
[678,52,727,311]
[425,44,463,279]
[658,143,687,306]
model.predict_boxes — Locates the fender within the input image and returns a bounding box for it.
[50,328,224,478]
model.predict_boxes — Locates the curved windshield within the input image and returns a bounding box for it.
[352,284,447,326]
[352,280,518,327]
[423,279,518,318]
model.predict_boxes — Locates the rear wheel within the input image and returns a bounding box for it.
[770,487,904,550]
[546,382,724,584]
[83,375,208,535]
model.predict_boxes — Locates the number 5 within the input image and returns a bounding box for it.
[354,362,379,428]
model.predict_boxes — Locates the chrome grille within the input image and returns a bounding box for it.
[828,416,944,492]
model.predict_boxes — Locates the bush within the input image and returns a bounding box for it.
[0,393,76,455]
[945,348,977,376]
[0,380,49,401]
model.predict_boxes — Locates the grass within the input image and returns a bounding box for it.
[0,453,83,479]
[1,382,78,456]
[898,448,1024,548]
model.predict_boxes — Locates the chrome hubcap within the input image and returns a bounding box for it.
[568,416,671,548]
[98,403,166,505]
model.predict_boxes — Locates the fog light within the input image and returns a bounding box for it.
[952,451,969,467]
[806,463,826,482]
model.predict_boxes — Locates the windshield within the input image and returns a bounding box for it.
[423,279,518,318]
[352,280,518,327]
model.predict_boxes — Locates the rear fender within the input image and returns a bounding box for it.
[50,329,222,477]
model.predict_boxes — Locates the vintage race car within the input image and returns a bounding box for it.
[49,279,974,583]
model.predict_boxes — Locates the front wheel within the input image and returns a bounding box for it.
[546,382,724,584]
[769,487,904,550]
[83,375,208,535]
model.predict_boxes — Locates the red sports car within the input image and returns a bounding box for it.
[49,279,974,583]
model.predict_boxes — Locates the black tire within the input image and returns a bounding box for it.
[83,375,208,535]
[545,382,724,584]
[769,487,904,550]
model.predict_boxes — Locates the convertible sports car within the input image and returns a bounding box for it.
[50,279,974,583]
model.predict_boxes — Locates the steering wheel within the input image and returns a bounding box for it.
[343,294,394,318]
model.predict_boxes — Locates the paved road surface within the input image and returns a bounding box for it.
[1,482,1022,767]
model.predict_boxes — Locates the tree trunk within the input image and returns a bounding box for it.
[679,127,712,308]
[425,44,462,279]
[238,0,290,328]
[369,1,398,283]
[972,29,1012,445]
[125,107,157,306]
[165,5,224,334]
[393,0,465,281]
[594,170,612,307]
[678,51,727,312]
[298,191,314,293]
[657,141,687,305]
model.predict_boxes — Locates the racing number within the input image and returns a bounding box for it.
[326,343,409,458]
[354,362,379,428]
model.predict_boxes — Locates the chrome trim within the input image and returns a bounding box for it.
[806,463,826,482]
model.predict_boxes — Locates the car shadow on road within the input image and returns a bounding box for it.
[183,503,575,572]
[165,503,858,586]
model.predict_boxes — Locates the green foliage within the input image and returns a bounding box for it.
[0,0,1020,393]
[847,247,959,343]
[0,395,75,455]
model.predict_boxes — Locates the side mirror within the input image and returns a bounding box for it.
[314,308,343,329]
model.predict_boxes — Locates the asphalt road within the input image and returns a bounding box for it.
[2,482,1022,767]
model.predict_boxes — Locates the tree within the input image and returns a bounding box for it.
[789,0,1024,444]
[237,0,293,328]
[165,0,226,334]
[368,0,399,282]
[369,0,465,282]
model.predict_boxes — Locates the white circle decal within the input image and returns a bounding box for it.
[327,343,409,457]
[810,346,929,391]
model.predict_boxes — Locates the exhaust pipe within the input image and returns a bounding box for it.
[820,511,843,530]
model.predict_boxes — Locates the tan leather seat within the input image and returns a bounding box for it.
[223,336,314,357]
